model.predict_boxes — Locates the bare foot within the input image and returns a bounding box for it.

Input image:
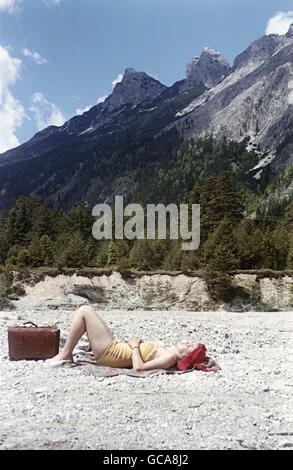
[44,350,74,366]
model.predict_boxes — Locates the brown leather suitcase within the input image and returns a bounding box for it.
[8,321,60,360]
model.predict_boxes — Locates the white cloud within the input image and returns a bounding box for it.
[23,48,47,65]
[0,0,21,14]
[30,92,66,131]
[265,11,293,35]
[97,95,108,103]
[73,72,123,117]
[0,45,26,153]
[76,94,107,115]
[76,105,90,115]
[42,0,62,8]
[0,90,25,152]
[96,73,123,104]
[112,73,123,88]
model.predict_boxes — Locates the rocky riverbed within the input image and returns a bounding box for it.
[0,301,292,450]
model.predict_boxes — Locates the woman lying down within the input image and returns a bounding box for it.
[46,306,220,372]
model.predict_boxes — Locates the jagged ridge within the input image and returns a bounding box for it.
[0,25,292,209]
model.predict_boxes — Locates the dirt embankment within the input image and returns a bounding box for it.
[2,268,292,312]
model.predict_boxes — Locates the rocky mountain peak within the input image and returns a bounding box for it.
[123,67,138,77]
[55,67,167,138]
[107,67,166,109]
[202,46,228,60]
[1,25,293,211]
[286,22,293,37]
[232,26,293,74]
[185,47,231,89]
[186,56,200,76]
[233,35,278,70]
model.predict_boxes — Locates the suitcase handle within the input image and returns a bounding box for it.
[23,321,38,328]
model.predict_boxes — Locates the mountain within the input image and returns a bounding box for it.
[171,25,293,179]
[0,68,206,209]
[184,47,231,89]
[0,26,292,210]
[0,67,167,168]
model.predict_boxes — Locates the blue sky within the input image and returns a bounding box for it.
[0,0,293,153]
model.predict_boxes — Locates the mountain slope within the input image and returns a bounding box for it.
[0,26,292,210]
[0,68,168,168]
[171,25,293,179]
[0,69,207,209]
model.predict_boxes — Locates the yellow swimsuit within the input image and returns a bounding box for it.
[97,339,158,368]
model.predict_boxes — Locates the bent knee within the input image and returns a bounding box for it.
[76,305,95,316]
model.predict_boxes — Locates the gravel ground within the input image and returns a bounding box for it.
[0,305,292,450]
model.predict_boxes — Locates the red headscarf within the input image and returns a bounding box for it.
[177,344,220,372]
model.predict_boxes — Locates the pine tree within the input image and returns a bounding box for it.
[203,217,239,274]
[234,218,263,269]
[286,233,293,269]
[16,247,31,268]
[106,240,119,267]
[0,209,8,264]
[180,250,200,271]
[66,200,93,240]
[214,171,244,220]
[128,239,153,270]
[95,240,109,268]
[24,195,53,239]
[27,237,43,267]
[5,245,19,267]
[271,224,290,270]
[199,172,243,242]
[260,227,279,270]
[187,182,200,232]
[39,235,54,266]
[202,217,240,301]
[162,240,182,271]
[5,196,30,246]
[58,232,90,268]
[116,239,130,260]
[283,199,293,228]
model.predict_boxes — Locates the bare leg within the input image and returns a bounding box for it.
[49,305,114,363]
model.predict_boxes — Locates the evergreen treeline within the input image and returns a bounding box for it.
[0,171,292,275]
[0,136,292,303]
